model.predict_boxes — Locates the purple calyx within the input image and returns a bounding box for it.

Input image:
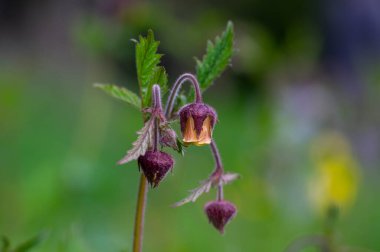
[204,200,237,234]
[179,103,217,136]
[138,150,174,187]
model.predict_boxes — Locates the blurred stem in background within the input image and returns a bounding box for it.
[323,204,339,251]
[284,235,331,252]
[284,207,338,252]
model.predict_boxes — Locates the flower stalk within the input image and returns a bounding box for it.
[165,73,203,118]
[165,73,237,233]
[133,174,148,252]
[133,84,164,252]
[210,140,225,201]
[152,85,162,151]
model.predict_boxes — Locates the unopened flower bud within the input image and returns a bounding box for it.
[204,200,236,234]
[138,150,174,187]
[179,103,217,146]
[160,127,179,151]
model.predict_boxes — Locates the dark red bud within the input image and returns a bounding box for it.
[138,150,174,187]
[204,200,237,234]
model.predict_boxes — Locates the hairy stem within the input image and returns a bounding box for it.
[217,184,224,201]
[153,84,162,111]
[133,174,148,252]
[133,85,162,252]
[210,140,223,172]
[153,119,159,152]
[165,73,203,118]
[210,140,225,201]
[152,85,162,151]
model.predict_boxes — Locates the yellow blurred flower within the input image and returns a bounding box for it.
[308,131,360,216]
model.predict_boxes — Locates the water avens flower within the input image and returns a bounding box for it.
[204,200,237,234]
[97,23,237,251]
[137,150,174,188]
[179,102,217,146]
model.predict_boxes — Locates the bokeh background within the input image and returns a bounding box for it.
[1,0,380,251]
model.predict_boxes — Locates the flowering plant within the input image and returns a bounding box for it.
[95,21,238,252]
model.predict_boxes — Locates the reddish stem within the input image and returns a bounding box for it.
[152,85,162,151]
[132,84,163,252]
[210,140,225,201]
[133,174,148,252]
[164,73,203,118]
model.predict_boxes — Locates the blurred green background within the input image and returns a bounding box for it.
[1,0,380,251]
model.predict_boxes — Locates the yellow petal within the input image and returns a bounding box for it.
[183,116,212,146]
[194,116,212,145]
[183,117,198,144]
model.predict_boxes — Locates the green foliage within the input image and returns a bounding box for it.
[196,21,234,91]
[95,22,233,108]
[135,30,168,107]
[94,83,141,109]
[143,66,168,106]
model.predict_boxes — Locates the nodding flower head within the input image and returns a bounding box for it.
[179,103,217,146]
[204,200,236,234]
[138,150,174,187]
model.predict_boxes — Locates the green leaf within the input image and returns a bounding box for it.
[135,30,168,107]
[143,66,168,106]
[94,83,141,109]
[195,21,234,91]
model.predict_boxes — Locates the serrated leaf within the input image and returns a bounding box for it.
[94,83,141,109]
[195,21,234,91]
[173,179,213,207]
[143,66,168,106]
[136,30,168,107]
[118,117,155,165]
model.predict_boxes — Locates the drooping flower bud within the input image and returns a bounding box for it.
[179,103,217,146]
[204,200,236,234]
[137,150,174,187]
